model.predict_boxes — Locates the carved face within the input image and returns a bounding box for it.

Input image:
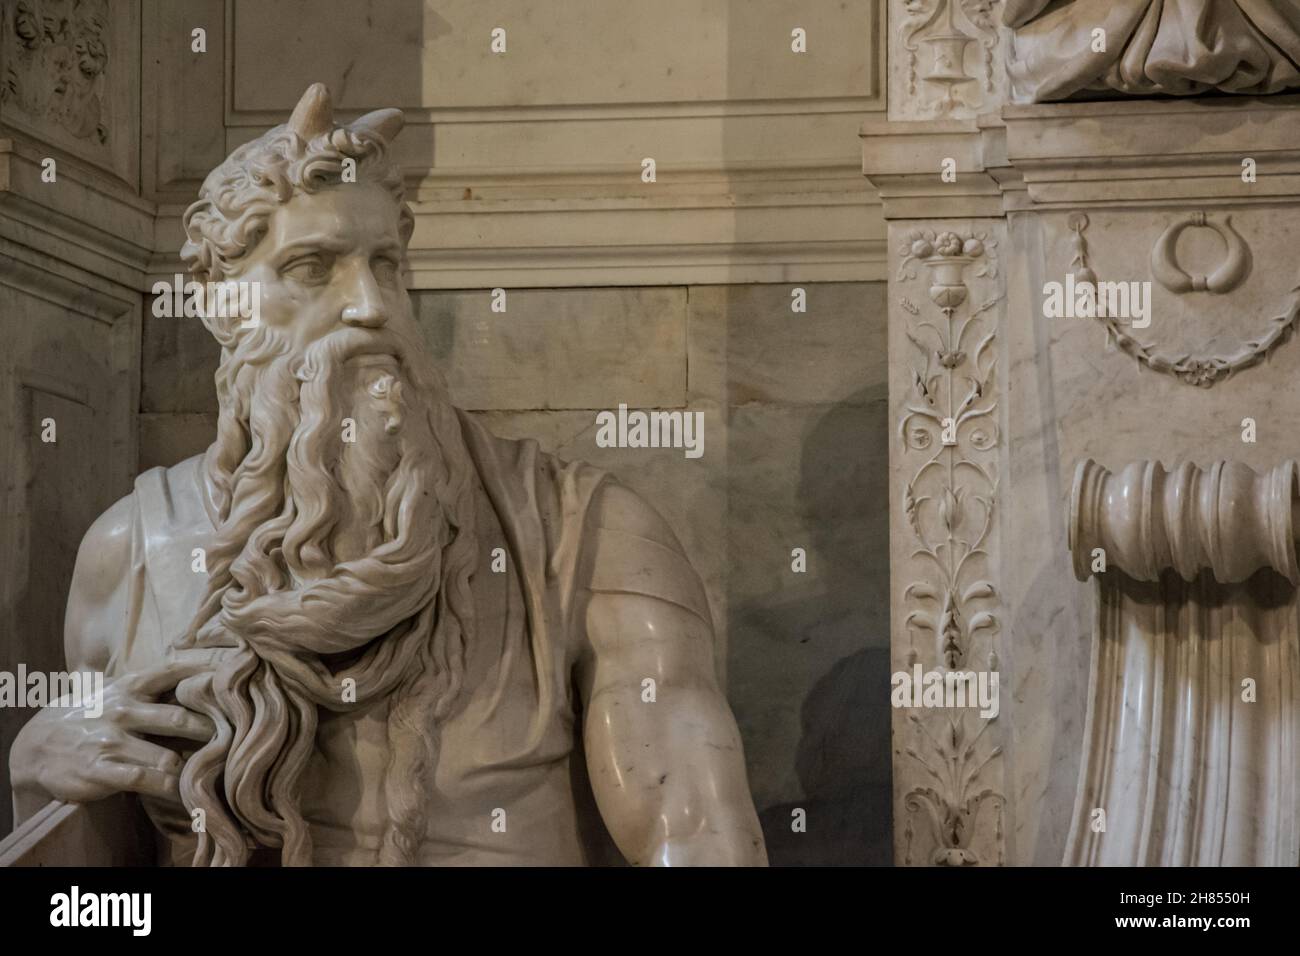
[13,1,40,49]
[73,27,105,79]
[4,0,107,142]
[230,180,422,357]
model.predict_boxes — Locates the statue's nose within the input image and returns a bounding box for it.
[341,264,388,328]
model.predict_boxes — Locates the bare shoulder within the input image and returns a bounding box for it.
[65,491,137,672]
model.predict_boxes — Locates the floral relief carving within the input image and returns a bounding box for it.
[895,227,1005,866]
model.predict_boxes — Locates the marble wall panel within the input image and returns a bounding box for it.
[886,219,1008,867]
[229,0,877,113]
[142,287,688,414]
[1003,204,1300,864]
[689,282,891,864]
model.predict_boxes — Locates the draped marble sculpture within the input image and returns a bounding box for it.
[1003,0,1300,102]
[7,83,767,867]
[1066,458,1300,865]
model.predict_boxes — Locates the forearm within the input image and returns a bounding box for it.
[644,817,768,866]
[585,685,767,866]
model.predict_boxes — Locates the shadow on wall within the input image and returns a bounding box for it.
[759,645,893,865]
[732,388,893,866]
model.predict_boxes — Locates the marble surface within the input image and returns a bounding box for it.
[231,0,878,110]
[866,67,1300,864]
[888,0,1010,120]
[11,85,772,866]
[137,280,894,865]
[142,287,689,415]
[0,272,139,839]
[1064,459,1300,865]
[1002,202,1300,864]
[143,0,887,286]
[1004,0,1300,103]
[886,219,1009,866]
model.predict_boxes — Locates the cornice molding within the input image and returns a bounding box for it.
[1002,96,1300,208]
[152,166,889,288]
[862,97,1300,218]
[860,118,1009,220]
[0,235,136,324]
[0,139,155,290]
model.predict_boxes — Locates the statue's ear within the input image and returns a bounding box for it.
[288,82,334,140]
[350,107,404,146]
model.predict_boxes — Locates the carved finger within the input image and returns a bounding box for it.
[117,702,216,742]
[91,758,182,803]
[130,650,230,698]
[104,736,186,777]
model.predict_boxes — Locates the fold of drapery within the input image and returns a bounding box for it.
[1064,570,1300,865]
[1003,0,1300,102]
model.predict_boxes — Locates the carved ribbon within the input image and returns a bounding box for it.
[1069,458,1299,586]
[1149,213,1251,294]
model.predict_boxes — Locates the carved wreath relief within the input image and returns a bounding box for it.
[896,228,1005,865]
[2,0,110,145]
[1068,213,1300,387]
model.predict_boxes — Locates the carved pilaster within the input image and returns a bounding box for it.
[890,220,1007,865]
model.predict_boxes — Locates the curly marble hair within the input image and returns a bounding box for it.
[180,82,413,289]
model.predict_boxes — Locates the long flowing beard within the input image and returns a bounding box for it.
[171,324,478,866]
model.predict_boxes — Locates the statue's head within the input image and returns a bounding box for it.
[172,84,477,868]
[182,82,418,358]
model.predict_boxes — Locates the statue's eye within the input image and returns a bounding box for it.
[283,256,330,283]
[372,256,400,283]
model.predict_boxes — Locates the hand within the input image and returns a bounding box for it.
[10,649,222,822]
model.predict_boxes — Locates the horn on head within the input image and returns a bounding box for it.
[287,82,334,140]
[350,107,404,145]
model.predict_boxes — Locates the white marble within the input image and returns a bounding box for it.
[866,51,1300,864]
[10,84,768,867]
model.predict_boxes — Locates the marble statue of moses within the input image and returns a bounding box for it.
[9,83,767,867]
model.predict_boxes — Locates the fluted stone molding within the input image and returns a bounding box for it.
[1065,458,1300,866]
[1003,0,1300,103]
